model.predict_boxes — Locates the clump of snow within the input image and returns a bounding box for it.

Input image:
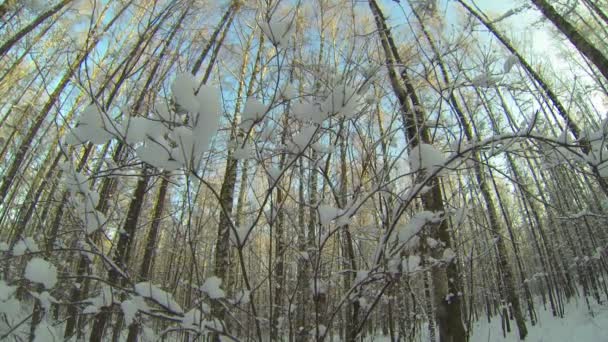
[503,55,519,73]
[64,74,222,173]
[25,258,58,289]
[355,270,369,284]
[12,237,39,256]
[137,137,181,171]
[409,144,446,172]
[233,145,255,160]
[320,83,361,119]
[292,101,324,124]
[182,308,203,329]
[34,291,55,311]
[168,80,221,171]
[292,125,317,151]
[442,248,456,262]
[403,255,421,273]
[172,73,199,113]
[33,320,58,342]
[0,297,19,317]
[470,73,500,88]
[135,282,183,313]
[230,289,250,305]
[123,116,151,144]
[318,324,327,338]
[64,105,115,145]
[240,98,267,130]
[258,16,294,47]
[318,205,342,226]
[60,163,108,234]
[426,237,439,249]
[121,296,148,325]
[200,276,225,299]
[0,280,16,301]
[23,237,39,252]
[398,211,438,243]
[12,241,27,256]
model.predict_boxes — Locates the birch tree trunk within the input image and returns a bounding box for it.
[368,1,467,340]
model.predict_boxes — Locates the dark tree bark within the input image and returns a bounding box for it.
[89,169,150,342]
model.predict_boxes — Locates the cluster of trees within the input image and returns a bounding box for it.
[0,0,607,341]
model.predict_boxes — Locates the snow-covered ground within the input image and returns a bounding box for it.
[367,299,608,342]
[3,286,607,341]
[470,299,608,342]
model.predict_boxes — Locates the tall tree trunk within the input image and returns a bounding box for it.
[408,5,529,337]
[207,6,255,339]
[368,1,467,341]
[531,0,608,81]
[190,1,238,76]
[138,172,170,282]
[89,169,150,342]
[338,120,359,342]
[295,157,309,342]
[271,113,289,340]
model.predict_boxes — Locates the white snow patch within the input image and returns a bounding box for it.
[25,258,58,289]
[318,205,342,226]
[258,16,294,47]
[121,297,148,325]
[470,299,608,342]
[135,282,183,313]
[33,320,58,342]
[200,276,225,299]
[292,125,317,151]
[0,280,16,301]
[403,255,421,273]
[398,211,437,243]
[443,248,456,262]
[409,144,446,172]
[503,55,519,73]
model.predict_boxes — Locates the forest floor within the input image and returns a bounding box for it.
[3,294,608,341]
[367,297,608,342]
[469,297,608,342]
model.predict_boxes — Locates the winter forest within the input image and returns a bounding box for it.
[2,0,608,341]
